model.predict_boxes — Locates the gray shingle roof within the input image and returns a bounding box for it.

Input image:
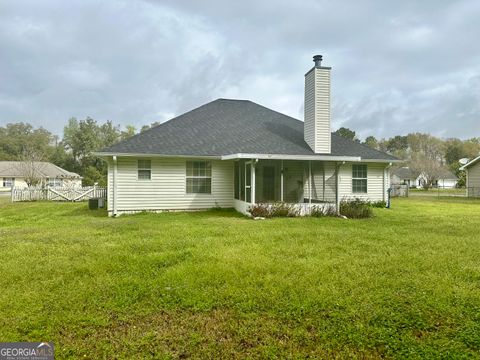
[391,167,419,179]
[100,99,397,161]
[0,161,81,178]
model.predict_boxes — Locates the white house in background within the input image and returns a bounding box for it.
[97,55,399,217]
[0,161,82,191]
[391,167,458,189]
[460,155,480,197]
[390,167,420,188]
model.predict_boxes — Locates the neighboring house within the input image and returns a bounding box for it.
[435,169,458,189]
[0,161,82,191]
[391,167,458,189]
[460,155,480,197]
[97,55,399,216]
[390,167,420,188]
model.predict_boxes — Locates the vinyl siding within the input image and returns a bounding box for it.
[314,69,331,153]
[108,158,234,215]
[304,68,331,154]
[467,162,480,197]
[338,163,388,202]
[304,70,316,151]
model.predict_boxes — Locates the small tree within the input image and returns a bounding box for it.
[15,147,46,187]
[409,154,445,190]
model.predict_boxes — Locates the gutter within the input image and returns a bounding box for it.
[95,152,222,160]
[221,153,361,162]
[95,152,401,163]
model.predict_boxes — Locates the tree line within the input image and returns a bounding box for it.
[334,127,480,187]
[1,120,478,188]
[0,119,159,186]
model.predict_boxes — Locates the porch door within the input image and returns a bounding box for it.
[263,166,275,201]
[245,162,252,203]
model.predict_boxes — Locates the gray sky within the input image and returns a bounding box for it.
[1,0,479,140]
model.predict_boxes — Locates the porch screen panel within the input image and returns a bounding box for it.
[234,162,240,200]
[282,161,305,203]
[255,160,281,203]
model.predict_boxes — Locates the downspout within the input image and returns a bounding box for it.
[112,155,118,217]
[385,162,393,208]
[383,162,392,202]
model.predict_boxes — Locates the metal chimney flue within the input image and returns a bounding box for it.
[313,55,323,67]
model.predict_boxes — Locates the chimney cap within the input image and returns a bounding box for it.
[313,55,323,67]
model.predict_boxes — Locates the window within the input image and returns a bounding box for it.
[352,164,367,193]
[186,161,211,194]
[3,178,14,188]
[47,178,63,187]
[138,159,151,180]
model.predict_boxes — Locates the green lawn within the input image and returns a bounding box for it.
[409,188,467,197]
[1,198,480,359]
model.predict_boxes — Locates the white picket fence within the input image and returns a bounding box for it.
[11,186,107,202]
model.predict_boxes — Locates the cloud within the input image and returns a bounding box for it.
[0,0,479,140]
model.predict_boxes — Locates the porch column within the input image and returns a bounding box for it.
[280,160,284,202]
[308,161,312,205]
[251,160,256,204]
[335,162,342,215]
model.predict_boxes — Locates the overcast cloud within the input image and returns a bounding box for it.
[1,0,479,140]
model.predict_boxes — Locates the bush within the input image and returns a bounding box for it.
[271,203,299,217]
[248,203,271,218]
[370,201,386,208]
[310,205,337,217]
[340,198,373,219]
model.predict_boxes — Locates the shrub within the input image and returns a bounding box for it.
[310,205,337,217]
[339,198,373,219]
[370,200,386,208]
[248,203,271,218]
[271,202,299,217]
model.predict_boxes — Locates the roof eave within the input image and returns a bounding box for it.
[460,155,480,170]
[95,152,222,160]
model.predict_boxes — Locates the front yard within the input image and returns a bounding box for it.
[1,197,479,358]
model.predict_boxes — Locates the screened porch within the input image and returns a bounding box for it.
[233,159,339,209]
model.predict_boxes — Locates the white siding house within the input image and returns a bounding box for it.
[461,155,480,197]
[0,161,82,193]
[98,55,399,216]
[107,158,234,213]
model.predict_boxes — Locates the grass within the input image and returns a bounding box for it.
[1,198,480,358]
[409,188,467,197]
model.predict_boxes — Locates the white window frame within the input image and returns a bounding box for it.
[138,159,151,180]
[186,161,212,194]
[352,164,368,194]
[47,178,63,188]
[3,177,14,188]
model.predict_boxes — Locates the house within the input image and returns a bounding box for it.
[434,169,458,189]
[0,161,82,191]
[391,167,458,189]
[97,55,399,216]
[391,167,420,188]
[460,155,480,197]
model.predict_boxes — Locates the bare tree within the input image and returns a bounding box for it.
[15,147,47,187]
[409,153,445,190]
